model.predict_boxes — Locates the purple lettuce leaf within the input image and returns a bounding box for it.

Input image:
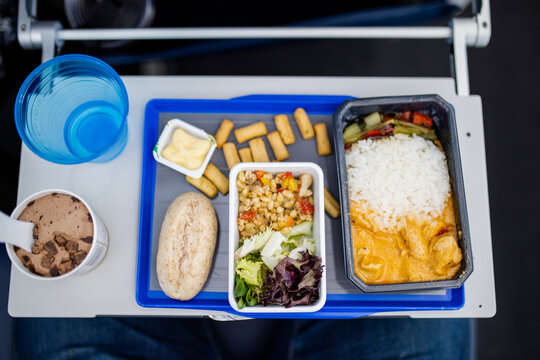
[261,251,323,308]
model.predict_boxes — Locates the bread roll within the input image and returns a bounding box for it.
[156,192,218,300]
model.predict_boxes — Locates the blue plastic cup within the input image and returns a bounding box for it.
[15,54,129,164]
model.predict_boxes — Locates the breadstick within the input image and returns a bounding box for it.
[266,131,289,161]
[186,176,218,198]
[248,138,269,162]
[314,123,332,156]
[215,119,234,148]
[324,187,341,218]
[203,163,229,195]
[234,121,268,143]
[274,114,295,145]
[238,147,253,162]
[293,108,314,140]
[223,142,241,169]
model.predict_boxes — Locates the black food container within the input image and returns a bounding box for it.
[333,95,473,292]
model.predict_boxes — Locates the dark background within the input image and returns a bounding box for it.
[0,0,538,358]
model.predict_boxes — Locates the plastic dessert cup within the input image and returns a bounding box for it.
[6,189,109,281]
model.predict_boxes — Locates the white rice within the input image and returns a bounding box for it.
[346,134,450,232]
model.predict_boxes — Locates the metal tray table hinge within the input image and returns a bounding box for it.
[17,0,491,96]
[17,0,64,63]
[450,0,491,96]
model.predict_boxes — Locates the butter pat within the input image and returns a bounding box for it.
[162,128,211,170]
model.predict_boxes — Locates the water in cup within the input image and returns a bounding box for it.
[65,100,126,159]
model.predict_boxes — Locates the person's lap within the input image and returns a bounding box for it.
[13,317,474,360]
[289,318,474,360]
[13,318,221,360]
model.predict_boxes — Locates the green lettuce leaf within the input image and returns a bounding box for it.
[236,258,263,287]
[234,227,274,260]
[287,221,312,238]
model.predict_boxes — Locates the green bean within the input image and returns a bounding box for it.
[394,120,430,133]
[393,125,436,140]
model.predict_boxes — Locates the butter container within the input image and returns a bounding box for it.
[153,118,217,179]
[333,95,473,293]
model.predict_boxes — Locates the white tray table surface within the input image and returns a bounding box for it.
[9,76,496,318]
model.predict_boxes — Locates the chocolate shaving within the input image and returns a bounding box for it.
[32,245,40,254]
[41,254,55,269]
[44,241,58,256]
[27,264,36,274]
[32,225,39,240]
[39,215,43,220]
[14,246,20,251]
[80,236,93,244]
[27,200,35,207]
[54,234,68,246]
[59,261,74,275]
[66,240,79,253]
[87,213,93,223]
[49,265,60,277]
[71,196,81,203]
[21,255,30,264]
[71,250,87,265]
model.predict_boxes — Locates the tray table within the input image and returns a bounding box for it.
[8,76,495,318]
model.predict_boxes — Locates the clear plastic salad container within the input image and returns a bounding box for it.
[228,162,327,313]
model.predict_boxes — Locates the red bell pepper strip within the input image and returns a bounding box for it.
[254,170,265,181]
[403,110,412,122]
[423,116,433,129]
[362,130,382,139]
[280,171,293,180]
[277,188,285,193]
[412,112,433,129]
[297,198,314,215]
[239,211,257,220]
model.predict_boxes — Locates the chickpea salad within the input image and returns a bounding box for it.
[234,170,323,308]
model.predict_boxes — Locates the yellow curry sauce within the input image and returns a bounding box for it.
[351,197,462,284]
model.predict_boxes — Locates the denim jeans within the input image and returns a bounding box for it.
[13,317,474,360]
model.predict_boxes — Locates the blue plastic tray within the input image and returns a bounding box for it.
[136,94,465,319]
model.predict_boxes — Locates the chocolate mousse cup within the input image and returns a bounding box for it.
[6,189,108,280]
